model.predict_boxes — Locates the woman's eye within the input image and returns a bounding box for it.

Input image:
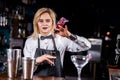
[46,19,51,22]
[39,19,43,22]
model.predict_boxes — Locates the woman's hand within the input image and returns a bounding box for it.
[36,54,56,65]
[56,25,71,37]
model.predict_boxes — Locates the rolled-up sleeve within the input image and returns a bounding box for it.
[66,35,91,52]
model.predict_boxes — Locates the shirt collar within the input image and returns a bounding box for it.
[39,33,52,38]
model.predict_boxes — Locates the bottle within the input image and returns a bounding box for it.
[18,23,23,38]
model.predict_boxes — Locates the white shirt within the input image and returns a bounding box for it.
[23,34,91,66]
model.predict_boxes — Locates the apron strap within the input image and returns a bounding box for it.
[38,38,40,48]
[51,36,58,51]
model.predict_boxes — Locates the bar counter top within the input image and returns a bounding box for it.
[0,72,71,80]
[0,71,94,80]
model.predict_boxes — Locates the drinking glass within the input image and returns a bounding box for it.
[71,54,90,80]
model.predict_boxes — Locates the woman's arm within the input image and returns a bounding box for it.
[56,25,91,52]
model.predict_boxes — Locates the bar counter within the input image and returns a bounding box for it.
[0,72,66,80]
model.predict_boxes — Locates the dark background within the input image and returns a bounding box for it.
[2,0,120,37]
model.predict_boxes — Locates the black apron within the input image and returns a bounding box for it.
[34,36,64,77]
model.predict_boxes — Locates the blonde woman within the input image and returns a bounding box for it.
[23,7,91,77]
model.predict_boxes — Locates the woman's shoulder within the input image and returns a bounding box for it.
[25,37,37,43]
[55,34,67,39]
[55,34,70,42]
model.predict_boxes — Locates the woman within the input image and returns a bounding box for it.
[23,7,91,77]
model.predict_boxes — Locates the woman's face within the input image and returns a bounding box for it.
[38,13,53,35]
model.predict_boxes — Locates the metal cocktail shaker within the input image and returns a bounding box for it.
[7,48,22,78]
[22,57,35,80]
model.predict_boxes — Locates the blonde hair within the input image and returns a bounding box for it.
[29,7,57,39]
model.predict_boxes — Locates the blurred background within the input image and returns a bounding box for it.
[0,0,120,80]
